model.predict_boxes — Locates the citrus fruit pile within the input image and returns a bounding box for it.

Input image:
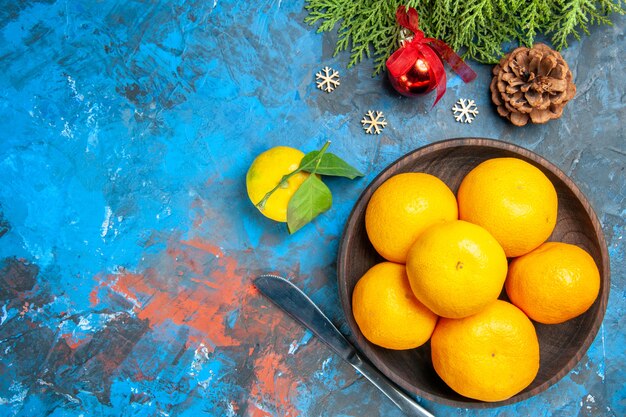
[352,157,601,402]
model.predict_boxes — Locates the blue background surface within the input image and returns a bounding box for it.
[0,1,624,416]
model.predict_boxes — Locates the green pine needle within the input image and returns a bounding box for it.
[304,0,624,75]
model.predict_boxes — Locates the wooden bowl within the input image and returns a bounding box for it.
[337,138,610,407]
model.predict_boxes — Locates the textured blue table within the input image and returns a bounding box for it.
[0,1,624,416]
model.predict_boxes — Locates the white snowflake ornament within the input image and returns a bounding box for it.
[315,66,340,93]
[361,111,387,135]
[452,99,479,123]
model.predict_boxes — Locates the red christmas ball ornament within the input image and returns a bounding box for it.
[389,53,435,97]
[386,7,476,105]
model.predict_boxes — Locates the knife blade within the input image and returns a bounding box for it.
[253,274,435,417]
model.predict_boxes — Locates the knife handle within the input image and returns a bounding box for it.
[349,353,435,417]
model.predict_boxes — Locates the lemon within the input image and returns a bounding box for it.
[246,146,309,222]
[365,173,458,263]
[457,157,558,257]
[406,220,508,319]
[431,300,540,402]
[506,242,601,324]
[352,262,438,350]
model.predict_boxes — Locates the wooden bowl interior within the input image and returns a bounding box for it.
[337,138,609,408]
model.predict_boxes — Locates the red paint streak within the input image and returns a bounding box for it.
[247,404,273,417]
[61,332,92,349]
[248,350,300,417]
[180,238,222,255]
[89,270,146,306]
[90,237,304,416]
[190,277,220,289]
[89,283,102,305]
[228,401,240,415]
[111,272,146,306]
[132,367,154,382]
[92,238,262,352]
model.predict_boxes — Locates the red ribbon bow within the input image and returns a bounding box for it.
[386,6,477,106]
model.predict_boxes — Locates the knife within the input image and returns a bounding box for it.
[253,274,435,417]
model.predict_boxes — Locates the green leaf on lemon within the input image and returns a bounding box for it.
[287,175,333,234]
[300,152,364,179]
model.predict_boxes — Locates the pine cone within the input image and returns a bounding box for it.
[490,43,576,126]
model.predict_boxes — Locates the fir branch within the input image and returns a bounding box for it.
[547,0,592,49]
[518,1,551,46]
[304,0,625,73]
